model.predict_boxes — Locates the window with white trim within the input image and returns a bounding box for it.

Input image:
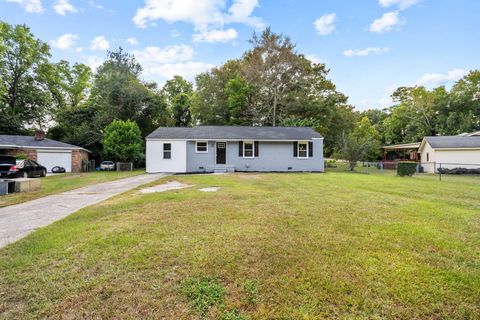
[163,143,171,159]
[196,141,208,153]
[243,141,254,158]
[298,142,308,158]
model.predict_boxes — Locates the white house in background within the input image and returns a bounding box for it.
[418,135,480,173]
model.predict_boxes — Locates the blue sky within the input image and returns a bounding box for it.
[1,0,479,110]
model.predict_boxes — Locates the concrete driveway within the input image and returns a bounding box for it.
[0,173,166,248]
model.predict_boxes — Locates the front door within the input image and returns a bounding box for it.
[216,142,226,165]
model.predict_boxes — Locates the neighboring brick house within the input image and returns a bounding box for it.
[0,131,90,173]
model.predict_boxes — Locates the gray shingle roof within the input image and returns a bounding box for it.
[425,136,480,149]
[146,126,322,140]
[0,135,87,151]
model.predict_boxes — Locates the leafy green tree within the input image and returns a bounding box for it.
[161,76,193,126]
[0,21,52,133]
[360,108,388,144]
[161,75,193,105]
[102,120,142,162]
[449,70,480,131]
[339,117,381,170]
[172,93,191,127]
[191,60,242,125]
[51,60,92,109]
[225,75,251,124]
[51,48,169,158]
[242,28,307,126]
[383,86,438,144]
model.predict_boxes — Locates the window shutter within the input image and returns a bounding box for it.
[254,141,259,157]
[293,141,298,157]
[308,141,313,157]
[239,141,243,157]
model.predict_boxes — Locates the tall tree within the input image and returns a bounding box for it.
[52,61,92,109]
[449,70,480,131]
[0,21,52,133]
[338,117,381,170]
[191,60,242,125]
[161,76,193,126]
[242,28,306,126]
[225,75,252,125]
[51,48,169,158]
[171,93,191,127]
[383,86,437,144]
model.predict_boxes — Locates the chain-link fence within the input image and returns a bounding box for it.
[419,162,480,182]
[116,162,133,171]
[325,159,480,182]
[82,159,95,172]
[325,159,391,175]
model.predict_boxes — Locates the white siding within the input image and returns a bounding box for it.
[146,140,187,173]
[434,150,480,171]
[420,140,480,173]
[419,141,436,173]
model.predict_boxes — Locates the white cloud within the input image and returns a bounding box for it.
[126,37,139,46]
[90,36,110,51]
[379,0,420,10]
[147,62,214,81]
[132,45,195,65]
[369,11,401,33]
[85,55,103,71]
[343,47,390,57]
[132,0,263,42]
[50,33,78,50]
[416,69,468,87]
[53,0,77,15]
[193,28,238,43]
[5,0,44,13]
[305,54,324,64]
[314,13,336,36]
[227,0,264,28]
[131,44,213,81]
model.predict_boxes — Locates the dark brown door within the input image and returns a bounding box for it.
[216,142,226,164]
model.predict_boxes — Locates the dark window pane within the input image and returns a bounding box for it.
[244,142,254,157]
[196,142,207,152]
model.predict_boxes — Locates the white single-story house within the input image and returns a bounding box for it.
[146,126,324,173]
[0,131,90,173]
[418,135,480,173]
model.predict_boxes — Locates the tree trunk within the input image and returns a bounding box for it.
[272,90,277,126]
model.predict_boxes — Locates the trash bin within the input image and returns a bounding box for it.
[0,179,16,195]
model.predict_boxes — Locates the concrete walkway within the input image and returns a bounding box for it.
[0,173,166,248]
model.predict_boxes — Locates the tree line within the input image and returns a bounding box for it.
[1,20,479,162]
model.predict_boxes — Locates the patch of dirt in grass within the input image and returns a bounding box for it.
[236,174,262,179]
[140,181,193,194]
[199,187,219,192]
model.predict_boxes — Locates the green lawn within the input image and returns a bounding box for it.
[0,172,479,319]
[0,170,143,208]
